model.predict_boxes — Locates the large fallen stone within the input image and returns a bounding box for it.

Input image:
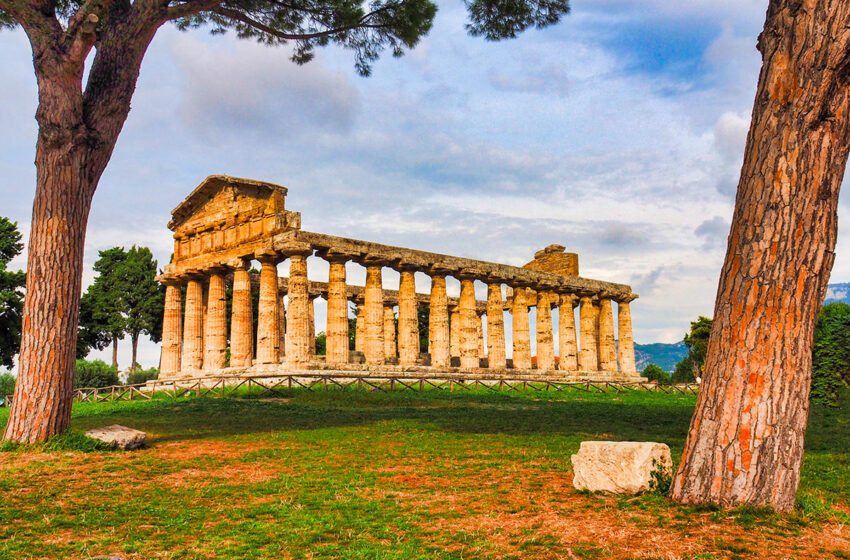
[571,441,672,494]
[85,425,147,450]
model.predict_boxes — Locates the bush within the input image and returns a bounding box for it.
[0,371,15,398]
[74,359,119,388]
[126,365,158,385]
[811,303,850,406]
[641,364,670,384]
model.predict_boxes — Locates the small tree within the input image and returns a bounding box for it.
[683,316,712,378]
[811,302,850,405]
[74,359,119,388]
[84,247,128,368]
[119,246,164,367]
[0,217,25,369]
[642,363,670,385]
[315,331,327,355]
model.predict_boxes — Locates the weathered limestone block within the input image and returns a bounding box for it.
[256,258,281,364]
[204,271,228,370]
[325,259,349,365]
[160,283,182,375]
[486,283,506,368]
[571,441,673,494]
[618,298,638,375]
[458,278,478,368]
[286,253,311,366]
[578,296,598,371]
[397,270,420,365]
[383,305,397,358]
[364,265,385,365]
[230,261,254,367]
[512,287,531,369]
[558,294,578,372]
[536,292,555,371]
[181,277,205,371]
[85,425,147,450]
[597,298,618,372]
[429,273,450,368]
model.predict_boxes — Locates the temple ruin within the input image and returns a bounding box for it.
[156,175,642,380]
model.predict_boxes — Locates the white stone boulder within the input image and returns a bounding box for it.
[571,441,672,494]
[85,425,147,450]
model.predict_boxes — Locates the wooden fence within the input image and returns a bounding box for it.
[2,373,699,406]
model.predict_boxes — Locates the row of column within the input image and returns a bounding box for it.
[160,253,637,375]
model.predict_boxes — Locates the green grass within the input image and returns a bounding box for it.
[0,386,847,559]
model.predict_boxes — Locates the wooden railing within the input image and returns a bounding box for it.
[2,372,699,406]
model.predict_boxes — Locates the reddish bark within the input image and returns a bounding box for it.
[2,2,160,443]
[672,0,850,511]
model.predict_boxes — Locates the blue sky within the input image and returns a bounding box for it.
[3,0,846,369]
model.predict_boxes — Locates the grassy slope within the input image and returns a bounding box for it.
[0,387,847,559]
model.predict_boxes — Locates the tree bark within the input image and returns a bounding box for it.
[3,6,160,443]
[131,331,139,368]
[672,0,850,512]
[112,335,119,369]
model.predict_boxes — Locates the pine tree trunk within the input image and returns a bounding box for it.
[3,12,157,442]
[112,336,119,369]
[131,332,139,369]
[671,0,850,512]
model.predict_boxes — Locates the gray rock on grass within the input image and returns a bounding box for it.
[85,425,147,450]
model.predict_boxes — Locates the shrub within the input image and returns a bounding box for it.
[74,359,119,388]
[126,366,158,385]
[641,364,670,385]
[0,371,15,398]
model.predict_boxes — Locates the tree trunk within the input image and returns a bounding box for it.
[131,331,139,369]
[112,335,119,369]
[3,10,158,443]
[671,0,850,512]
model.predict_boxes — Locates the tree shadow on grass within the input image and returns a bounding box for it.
[57,389,700,451]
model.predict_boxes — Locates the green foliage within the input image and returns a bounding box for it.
[0,372,15,399]
[77,246,164,364]
[126,366,159,386]
[465,0,570,40]
[641,364,670,385]
[0,217,25,369]
[648,458,672,495]
[418,304,429,352]
[672,354,695,383]
[315,331,327,355]
[811,303,850,405]
[671,316,712,383]
[74,359,119,389]
[0,431,114,453]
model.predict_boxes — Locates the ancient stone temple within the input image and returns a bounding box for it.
[156,175,642,381]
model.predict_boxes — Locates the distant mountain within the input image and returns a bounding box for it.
[825,282,850,305]
[634,341,687,373]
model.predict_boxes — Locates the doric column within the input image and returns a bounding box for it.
[230,259,253,368]
[449,306,461,359]
[204,268,228,370]
[511,285,531,369]
[201,282,209,369]
[397,267,420,365]
[363,261,385,365]
[578,295,598,371]
[285,246,313,366]
[428,270,450,368]
[486,281,506,368]
[160,280,183,375]
[279,295,286,361]
[324,256,350,365]
[536,291,555,371]
[256,254,281,364]
[181,275,205,371]
[617,294,639,375]
[355,300,365,354]
[477,312,486,359]
[458,275,479,368]
[308,296,316,356]
[383,305,397,359]
[558,294,579,372]
[597,297,618,372]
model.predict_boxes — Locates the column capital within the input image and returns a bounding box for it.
[316,248,359,263]
[360,253,399,268]
[226,256,252,271]
[274,240,314,258]
[617,292,639,303]
[155,273,182,286]
[458,267,486,281]
[429,263,454,277]
[396,259,420,273]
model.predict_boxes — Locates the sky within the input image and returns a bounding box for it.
[2,0,849,371]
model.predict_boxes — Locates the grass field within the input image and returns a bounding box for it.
[0,386,848,559]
